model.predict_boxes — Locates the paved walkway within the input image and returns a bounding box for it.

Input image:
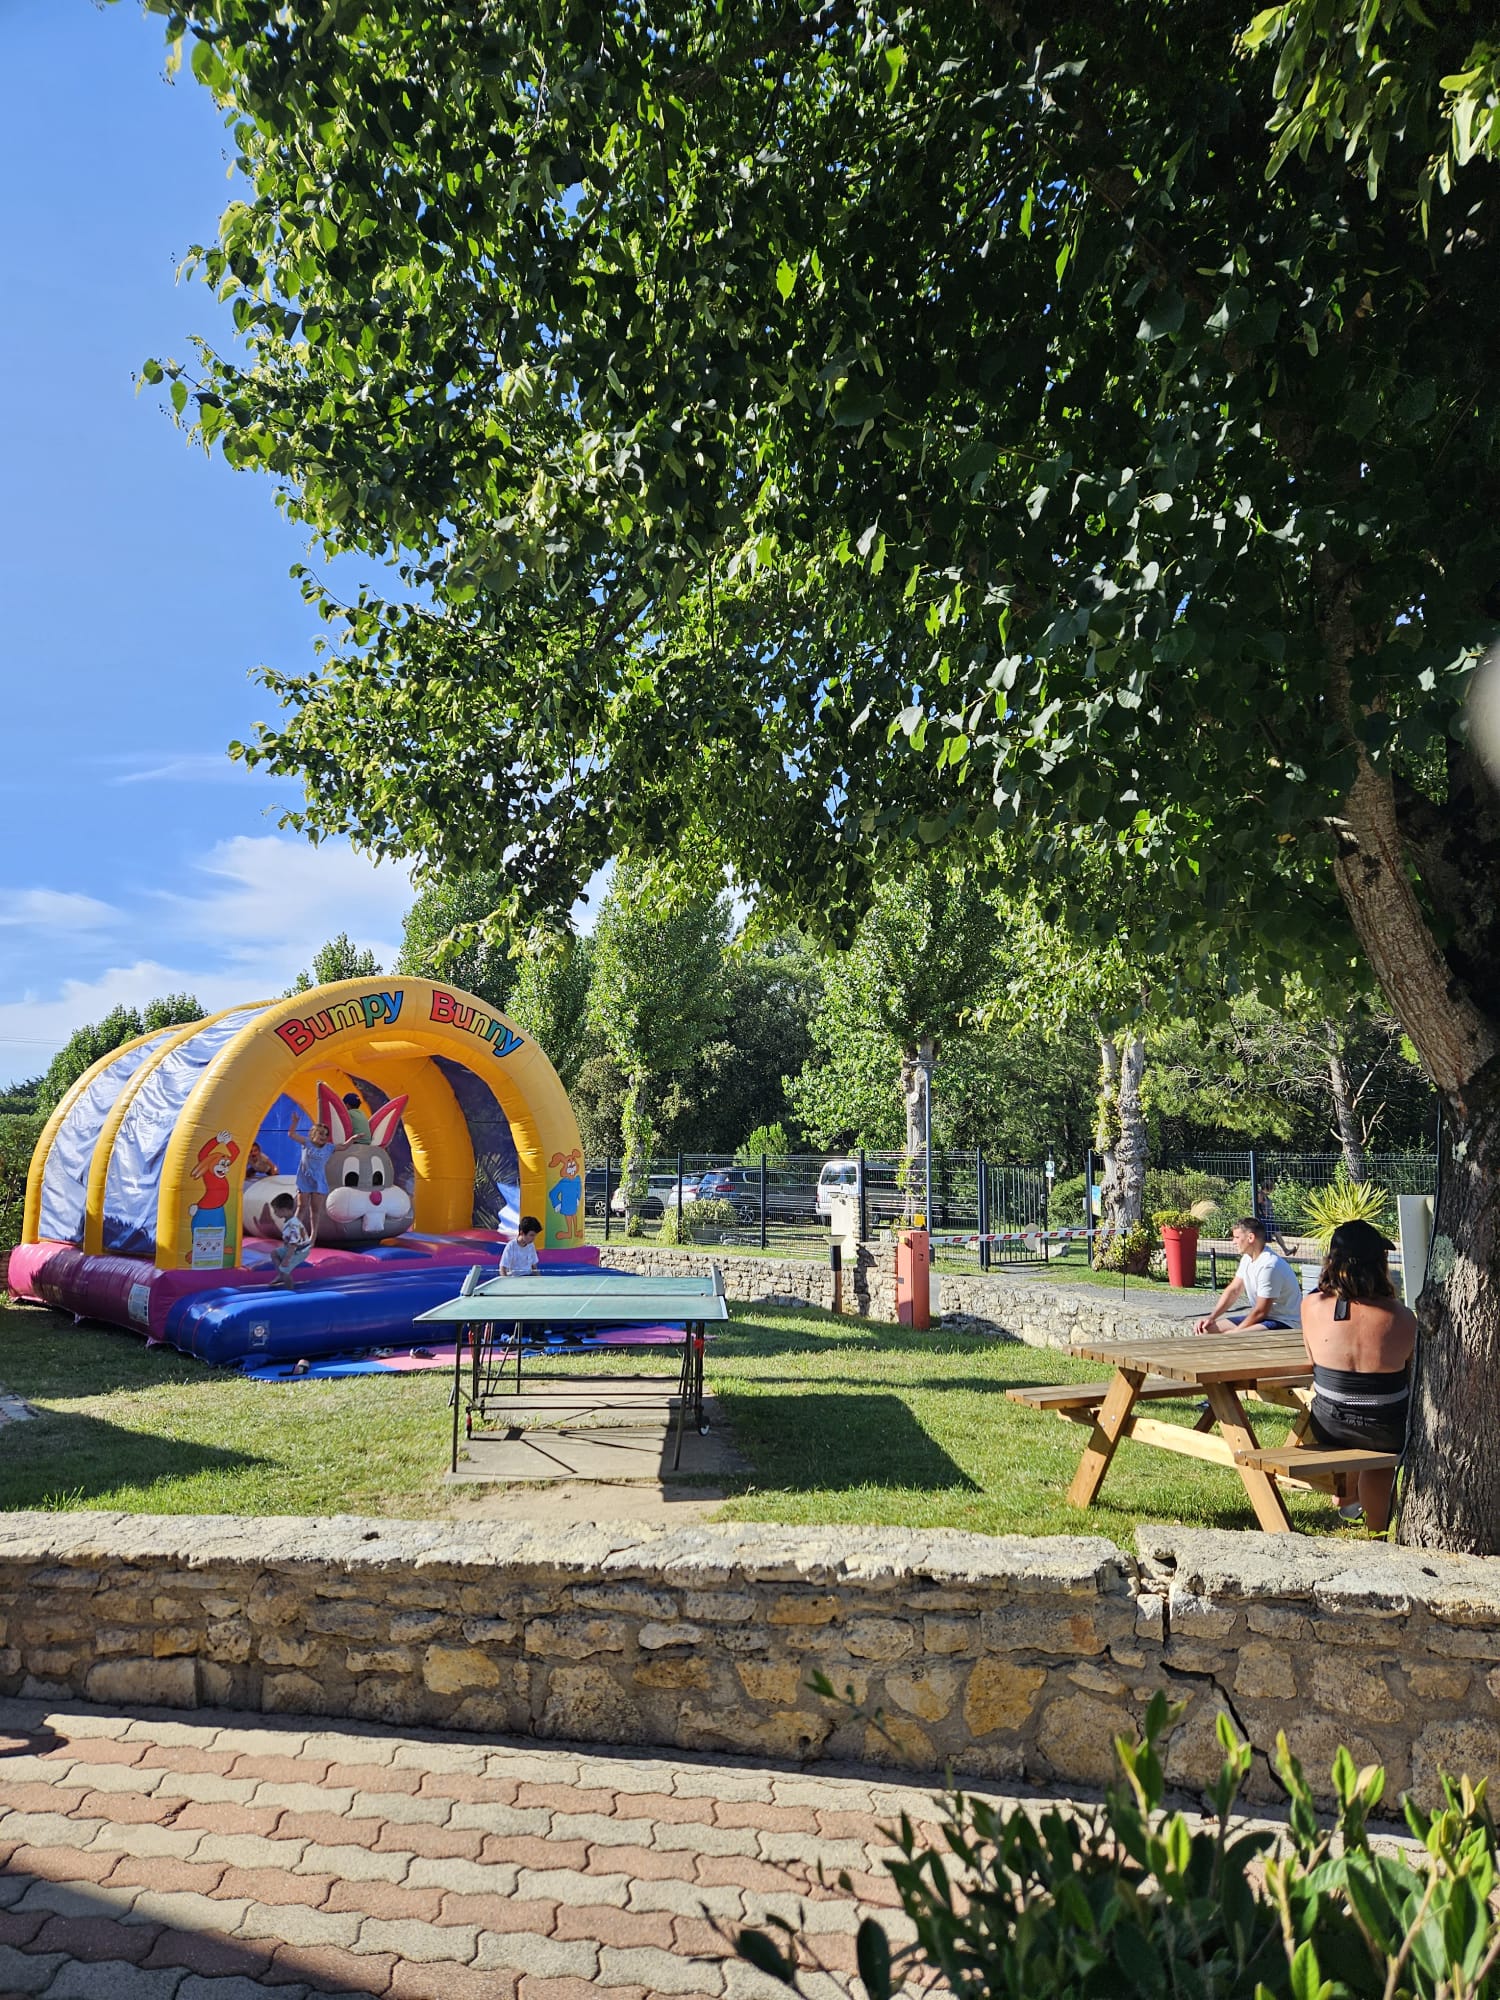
[0,1697,961,2000]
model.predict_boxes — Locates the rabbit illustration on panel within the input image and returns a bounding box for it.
[315,1081,415,1243]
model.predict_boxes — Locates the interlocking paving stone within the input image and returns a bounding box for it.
[41,1959,185,2000]
[263,1942,398,1994]
[513,1865,630,1909]
[238,1902,364,1951]
[385,1961,518,2000]
[470,1930,598,1979]
[0,1696,1032,2000]
[599,1941,726,1993]
[0,1942,69,1994]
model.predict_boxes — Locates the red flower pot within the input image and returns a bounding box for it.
[1161,1224,1200,1289]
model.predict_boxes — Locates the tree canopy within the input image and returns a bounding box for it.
[396,870,512,1009]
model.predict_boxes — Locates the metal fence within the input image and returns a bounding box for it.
[582,1151,1062,1272]
[580,1145,1440,1279]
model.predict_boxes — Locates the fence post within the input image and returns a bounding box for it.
[676,1151,684,1227]
[977,1147,989,1272]
[1248,1147,1259,1227]
[858,1147,868,1243]
[759,1153,768,1250]
[1084,1148,1095,1263]
[603,1155,612,1242]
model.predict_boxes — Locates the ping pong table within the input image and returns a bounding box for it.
[415,1268,729,1473]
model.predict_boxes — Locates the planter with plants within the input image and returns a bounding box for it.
[1151,1208,1201,1288]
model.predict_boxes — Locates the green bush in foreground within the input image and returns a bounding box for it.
[737,1691,1500,1998]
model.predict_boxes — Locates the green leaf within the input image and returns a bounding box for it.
[1139,290,1185,341]
[775,259,796,302]
[855,1918,893,1999]
[170,380,189,416]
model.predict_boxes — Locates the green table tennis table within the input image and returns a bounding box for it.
[416,1268,729,1473]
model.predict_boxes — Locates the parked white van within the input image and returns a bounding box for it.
[815,1158,859,1221]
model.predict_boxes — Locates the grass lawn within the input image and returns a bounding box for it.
[0,1297,1352,1543]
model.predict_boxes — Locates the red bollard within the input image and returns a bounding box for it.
[895,1229,931,1329]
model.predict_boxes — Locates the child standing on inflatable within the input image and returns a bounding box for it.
[287,1113,334,1242]
[268,1191,313,1286]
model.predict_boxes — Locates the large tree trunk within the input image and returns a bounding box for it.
[1323,1024,1369,1181]
[1095,1033,1148,1233]
[1323,613,1500,1549]
[898,1037,934,1218]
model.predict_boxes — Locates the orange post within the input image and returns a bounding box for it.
[895,1229,931,1329]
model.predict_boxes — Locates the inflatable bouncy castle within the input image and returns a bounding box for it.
[5,978,593,1366]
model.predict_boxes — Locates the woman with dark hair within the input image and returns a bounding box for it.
[1300,1218,1416,1531]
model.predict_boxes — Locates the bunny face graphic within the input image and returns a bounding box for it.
[316,1083,415,1242]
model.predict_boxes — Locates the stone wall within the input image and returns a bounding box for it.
[603,1241,1181,1348]
[5,1513,1500,1810]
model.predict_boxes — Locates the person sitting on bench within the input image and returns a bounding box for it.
[1300,1218,1415,1532]
[1194,1217,1303,1335]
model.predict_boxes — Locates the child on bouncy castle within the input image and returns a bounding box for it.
[287,1112,334,1242]
[269,1191,313,1287]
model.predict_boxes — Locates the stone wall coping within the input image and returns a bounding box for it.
[1139,1526,1500,1623]
[0,1511,1126,1594]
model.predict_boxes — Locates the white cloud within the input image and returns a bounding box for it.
[0,889,120,932]
[0,837,414,1079]
[152,834,413,967]
[0,959,235,1081]
[109,752,258,787]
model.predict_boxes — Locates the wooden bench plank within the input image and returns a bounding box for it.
[1006,1377,1188,1411]
[1236,1445,1398,1475]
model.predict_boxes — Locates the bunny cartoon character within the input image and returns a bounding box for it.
[315,1081,415,1243]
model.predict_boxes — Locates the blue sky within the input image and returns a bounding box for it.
[0,2,414,1083]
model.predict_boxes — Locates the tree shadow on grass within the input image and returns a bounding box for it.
[714,1389,980,1494]
[0,1407,263,1509]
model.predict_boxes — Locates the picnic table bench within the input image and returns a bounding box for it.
[1006,1329,1396,1533]
[416,1268,729,1474]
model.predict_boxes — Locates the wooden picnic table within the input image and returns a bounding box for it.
[1036,1328,1313,1533]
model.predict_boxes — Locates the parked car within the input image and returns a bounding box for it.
[814,1158,917,1227]
[691,1167,817,1223]
[608,1174,682,1219]
[584,1167,612,1217]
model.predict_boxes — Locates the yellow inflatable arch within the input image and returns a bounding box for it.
[22,978,586,1271]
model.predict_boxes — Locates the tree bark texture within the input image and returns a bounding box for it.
[1095,1034,1147,1234]
[899,1038,934,1211]
[1323,1025,1369,1181]
[1323,639,1500,1548]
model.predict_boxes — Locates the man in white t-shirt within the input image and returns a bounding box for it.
[499,1216,542,1278]
[1194,1217,1303,1334]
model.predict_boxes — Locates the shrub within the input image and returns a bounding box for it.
[0,1112,43,1254]
[735,1690,1500,1999]
[1094,1220,1157,1275]
[1150,1208,1198,1231]
[1306,1169,1391,1247]
[1143,1167,1231,1215]
[735,1122,791,1162]
[657,1197,740,1245]
[1046,1172,1087,1227]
